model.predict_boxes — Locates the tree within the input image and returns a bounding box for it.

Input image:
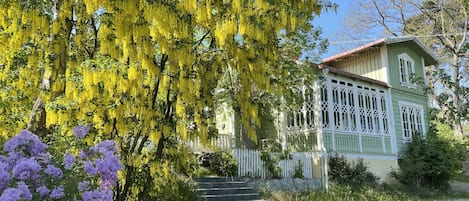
[391,121,466,191]
[339,0,469,137]
[0,0,333,200]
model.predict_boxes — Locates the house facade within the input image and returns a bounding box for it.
[212,37,438,181]
[285,37,438,180]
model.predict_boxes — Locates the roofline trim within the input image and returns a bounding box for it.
[318,64,392,88]
[321,37,440,64]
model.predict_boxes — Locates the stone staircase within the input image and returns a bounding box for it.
[195,177,264,201]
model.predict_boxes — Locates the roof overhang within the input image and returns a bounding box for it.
[322,37,440,66]
[318,64,391,88]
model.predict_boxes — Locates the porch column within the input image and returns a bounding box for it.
[325,78,336,151]
[352,85,363,153]
[386,89,397,154]
[313,80,324,151]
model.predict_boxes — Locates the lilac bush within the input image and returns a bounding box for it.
[0,127,123,200]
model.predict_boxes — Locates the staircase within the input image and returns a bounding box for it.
[195,177,264,201]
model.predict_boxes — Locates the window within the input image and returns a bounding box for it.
[398,53,416,88]
[286,86,315,131]
[320,78,388,135]
[399,102,424,141]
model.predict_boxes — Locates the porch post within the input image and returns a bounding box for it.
[386,89,397,154]
[352,85,363,153]
[325,78,336,151]
[313,80,324,151]
[376,93,386,153]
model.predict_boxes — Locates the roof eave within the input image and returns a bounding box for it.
[318,64,392,88]
[321,37,440,65]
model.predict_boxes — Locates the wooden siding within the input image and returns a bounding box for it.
[287,132,317,152]
[323,131,393,155]
[386,43,426,94]
[386,42,430,152]
[216,102,235,136]
[390,89,430,152]
[333,48,386,82]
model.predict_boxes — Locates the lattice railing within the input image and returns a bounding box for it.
[285,77,395,154]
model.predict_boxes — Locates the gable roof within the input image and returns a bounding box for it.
[321,37,440,65]
[318,64,391,88]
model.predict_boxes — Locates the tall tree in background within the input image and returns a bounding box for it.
[338,0,469,137]
[0,0,333,199]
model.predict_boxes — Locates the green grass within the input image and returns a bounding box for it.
[263,184,469,201]
[451,173,469,183]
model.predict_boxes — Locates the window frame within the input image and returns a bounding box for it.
[398,53,416,88]
[398,101,425,141]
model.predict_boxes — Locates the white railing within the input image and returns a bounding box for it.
[186,133,232,152]
[233,148,320,179]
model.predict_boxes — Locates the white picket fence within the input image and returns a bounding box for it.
[186,134,232,152]
[233,148,321,179]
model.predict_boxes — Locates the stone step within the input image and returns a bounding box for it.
[195,177,264,201]
[197,186,257,195]
[194,177,240,183]
[198,181,249,189]
[200,193,262,201]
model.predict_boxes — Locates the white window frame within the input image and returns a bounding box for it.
[320,77,389,135]
[285,84,315,132]
[399,101,425,141]
[398,53,416,88]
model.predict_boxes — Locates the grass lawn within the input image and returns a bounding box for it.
[263,184,469,201]
[451,173,469,183]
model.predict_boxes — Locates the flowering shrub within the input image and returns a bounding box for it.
[0,127,123,200]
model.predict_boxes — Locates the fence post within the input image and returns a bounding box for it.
[323,151,329,193]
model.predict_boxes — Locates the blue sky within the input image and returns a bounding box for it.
[313,0,354,59]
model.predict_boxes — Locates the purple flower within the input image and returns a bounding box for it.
[36,153,52,165]
[82,189,113,201]
[12,158,41,180]
[64,153,76,169]
[95,156,122,184]
[2,153,24,170]
[100,179,113,190]
[84,161,97,175]
[97,140,117,154]
[0,188,21,201]
[45,165,63,178]
[79,150,88,159]
[0,164,10,191]
[16,182,32,200]
[36,185,50,197]
[78,181,90,192]
[3,130,47,156]
[50,185,65,199]
[89,146,98,154]
[73,125,90,138]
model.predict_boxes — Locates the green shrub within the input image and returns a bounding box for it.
[194,166,212,177]
[210,150,238,177]
[265,185,416,201]
[328,153,379,189]
[260,141,285,179]
[150,175,199,201]
[391,124,466,191]
[293,160,304,179]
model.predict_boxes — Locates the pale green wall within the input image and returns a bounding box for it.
[323,131,393,155]
[386,42,427,94]
[286,132,317,152]
[386,42,430,152]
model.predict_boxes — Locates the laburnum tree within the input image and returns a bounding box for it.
[0,0,332,200]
